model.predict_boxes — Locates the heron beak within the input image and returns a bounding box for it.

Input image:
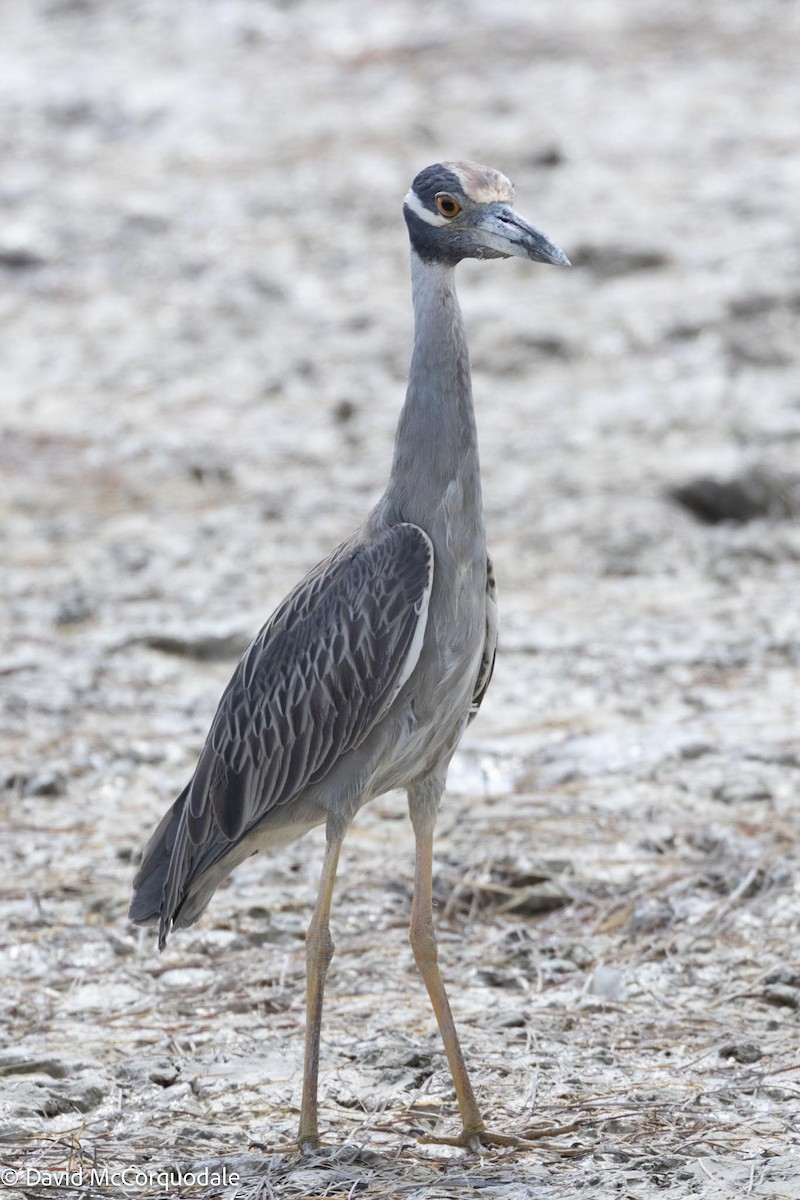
[478,205,570,266]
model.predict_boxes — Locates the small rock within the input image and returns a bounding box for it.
[526,145,565,168]
[719,1041,763,1064]
[764,967,800,988]
[712,778,772,804]
[117,1057,180,1087]
[0,226,49,269]
[502,884,571,916]
[23,770,67,798]
[566,943,594,969]
[333,398,357,424]
[680,740,714,760]
[668,468,799,525]
[3,1076,107,1119]
[766,863,793,889]
[495,1012,528,1029]
[476,968,523,990]
[35,1080,107,1118]
[763,985,800,1010]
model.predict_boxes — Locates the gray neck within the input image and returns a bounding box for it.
[383,250,482,525]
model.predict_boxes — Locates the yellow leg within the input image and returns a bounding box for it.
[298,831,343,1149]
[408,799,565,1153]
[409,821,486,1140]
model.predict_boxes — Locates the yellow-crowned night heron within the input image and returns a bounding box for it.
[130,161,568,1150]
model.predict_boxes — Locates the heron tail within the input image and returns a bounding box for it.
[128,784,189,930]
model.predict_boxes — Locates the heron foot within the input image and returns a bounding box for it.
[418,1124,567,1152]
[249,1137,335,1157]
[298,1134,324,1155]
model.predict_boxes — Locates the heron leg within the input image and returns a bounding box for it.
[407,790,558,1154]
[408,790,486,1141]
[298,826,343,1150]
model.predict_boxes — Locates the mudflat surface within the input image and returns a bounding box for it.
[1,2,799,1197]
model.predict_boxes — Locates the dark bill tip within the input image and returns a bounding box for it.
[528,231,570,267]
[499,208,570,266]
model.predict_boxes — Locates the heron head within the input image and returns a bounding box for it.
[403,160,569,268]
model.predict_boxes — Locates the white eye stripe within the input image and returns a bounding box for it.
[403,189,449,227]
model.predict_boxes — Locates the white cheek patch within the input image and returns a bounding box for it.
[403,188,450,227]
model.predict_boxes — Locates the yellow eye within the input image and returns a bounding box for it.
[435,193,461,218]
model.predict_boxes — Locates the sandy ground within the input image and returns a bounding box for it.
[1,1,799,1197]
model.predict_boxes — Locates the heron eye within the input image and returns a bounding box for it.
[435,194,461,218]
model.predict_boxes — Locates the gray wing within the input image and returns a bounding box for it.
[469,554,498,721]
[157,522,433,937]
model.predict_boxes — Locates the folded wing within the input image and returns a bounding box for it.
[133,523,434,946]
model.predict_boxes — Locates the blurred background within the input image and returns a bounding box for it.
[1,0,798,1192]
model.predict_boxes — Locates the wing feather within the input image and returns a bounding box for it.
[469,553,498,721]
[158,523,433,939]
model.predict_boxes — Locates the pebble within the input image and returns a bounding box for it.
[0,226,48,269]
[719,1041,763,1064]
[22,770,67,798]
[116,1056,180,1087]
[763,985,800,1010]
